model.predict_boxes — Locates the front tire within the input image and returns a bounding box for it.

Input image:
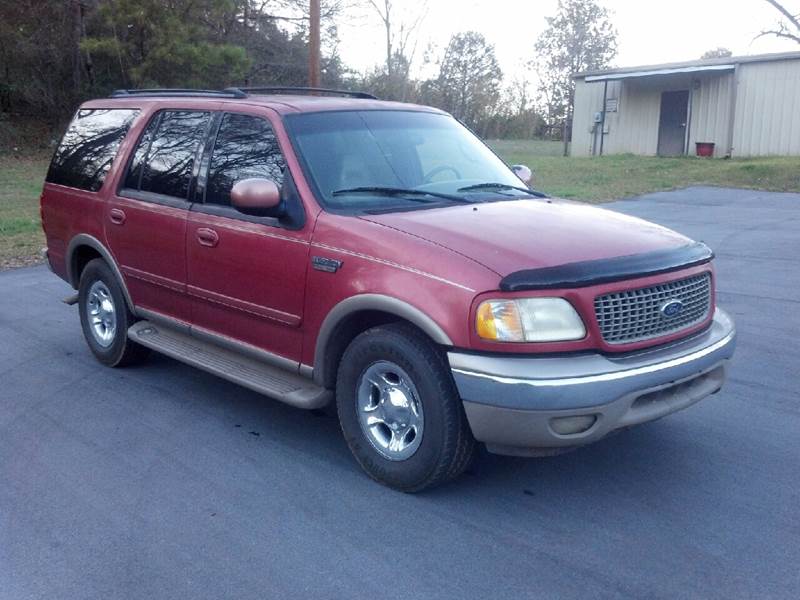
[336,323,475,492]
[78,259,149,367]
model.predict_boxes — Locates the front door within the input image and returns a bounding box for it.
[657,90,689,156]
[186,110,311,364]
[106,109,214,323]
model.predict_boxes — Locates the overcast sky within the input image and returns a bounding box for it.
[337,0,799,82]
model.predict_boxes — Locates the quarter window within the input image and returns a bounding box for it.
[205,113,286,206]
[46,108,139,192]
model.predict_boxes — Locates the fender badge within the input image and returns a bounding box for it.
[312,256,343,273]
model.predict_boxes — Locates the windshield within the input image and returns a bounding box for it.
[285,110,529,211]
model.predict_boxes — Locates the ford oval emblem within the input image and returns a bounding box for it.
[660,299,684,318]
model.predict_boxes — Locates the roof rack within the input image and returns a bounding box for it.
[238,86,378,99]
[109,86,377,101]
[110,88,247,99]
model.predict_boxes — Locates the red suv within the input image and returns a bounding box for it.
[41,87,736,491]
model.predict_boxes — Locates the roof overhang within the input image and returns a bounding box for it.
[584,64,735,82]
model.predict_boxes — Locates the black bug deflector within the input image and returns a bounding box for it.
[499,242,714,291]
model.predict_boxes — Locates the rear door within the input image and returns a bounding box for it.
[186,109,311,363]
[106,109,214,323]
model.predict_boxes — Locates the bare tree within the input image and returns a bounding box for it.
[758,0,800,44]
[365,0,428,77]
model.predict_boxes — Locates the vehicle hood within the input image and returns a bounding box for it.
[359,198,693,277]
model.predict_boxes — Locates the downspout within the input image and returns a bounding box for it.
[599,79,608,156]
[684,83,694,155]
[725,63,740,157]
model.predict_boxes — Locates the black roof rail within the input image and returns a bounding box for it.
[238,86,378,99]
[109,86,378,101]
[110,88,248,99]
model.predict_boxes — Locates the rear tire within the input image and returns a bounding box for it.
[78,259,150,367]
[336,323,475,492]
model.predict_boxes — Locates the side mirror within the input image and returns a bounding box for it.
[231,178,282,216]
[512,164,533,186]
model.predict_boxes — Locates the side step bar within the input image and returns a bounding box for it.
[128,321,331,409]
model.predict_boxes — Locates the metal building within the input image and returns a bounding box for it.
[571,51,800,157]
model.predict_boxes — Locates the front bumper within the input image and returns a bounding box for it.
[449,308,736,456]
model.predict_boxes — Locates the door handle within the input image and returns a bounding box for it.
[196,227,219,247]
[109,208,126,225]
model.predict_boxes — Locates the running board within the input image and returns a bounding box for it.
[128,321,331,409]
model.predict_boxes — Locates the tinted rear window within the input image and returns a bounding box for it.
[46,109,139,192]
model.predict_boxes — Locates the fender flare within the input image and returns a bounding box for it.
[66,234,135,313]
[312,294,454,385]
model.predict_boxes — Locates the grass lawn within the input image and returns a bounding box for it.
[488,139,800,202]
[1,140,800,268]
[0,155,48,269]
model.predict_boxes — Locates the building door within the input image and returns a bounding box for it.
[657,90,689,156]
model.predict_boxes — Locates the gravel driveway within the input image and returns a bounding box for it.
[1,186,798,599]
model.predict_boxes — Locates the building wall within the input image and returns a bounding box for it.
[687,72,734,157]
[733,59,800,156]
[571,57,800,157]
[573,76,689,157]
[601,79,663,155]
[571,78,608,156]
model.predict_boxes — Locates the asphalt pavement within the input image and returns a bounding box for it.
[1,186,798,599]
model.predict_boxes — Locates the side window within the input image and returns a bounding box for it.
[122,110,211,200]
[123,113,159,190]
[205,113,286,206]
[46,108,139,192]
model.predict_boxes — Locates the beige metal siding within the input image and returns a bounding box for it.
[733,59,800,156]
[571,78,606,156]
[572,78,667,156]
[572,56,800,157]
[571,79,661,156]
[688,72,734,157]
[603,80,660,155]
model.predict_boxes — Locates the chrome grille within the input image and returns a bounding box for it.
[594,273,712,344]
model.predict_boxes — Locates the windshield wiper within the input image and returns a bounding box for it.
[457,182,545,197]
[332,186,471,203]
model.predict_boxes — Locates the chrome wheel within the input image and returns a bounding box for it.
[86,280,117,348]
[356,361,424,461]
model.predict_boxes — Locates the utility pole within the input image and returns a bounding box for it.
[309,0,321,87]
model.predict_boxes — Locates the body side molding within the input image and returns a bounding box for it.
[312,294,454,385]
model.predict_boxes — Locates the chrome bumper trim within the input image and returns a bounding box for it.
[452,330,734,388]
[449,308,736,412]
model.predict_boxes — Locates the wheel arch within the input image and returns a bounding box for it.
[312,294,453,388]
[66,234,135,313]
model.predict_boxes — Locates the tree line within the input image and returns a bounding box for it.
[2,0,798,143]
[2,0,616,140]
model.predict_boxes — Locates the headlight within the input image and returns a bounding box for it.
[476,298,586,342]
